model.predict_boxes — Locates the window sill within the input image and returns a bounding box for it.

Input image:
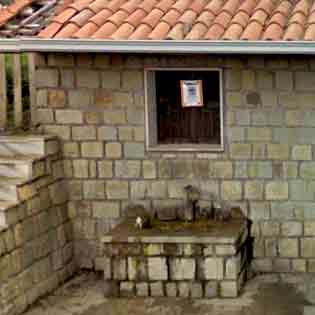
[147,143,224,152]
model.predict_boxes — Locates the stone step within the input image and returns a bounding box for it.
[0,135,58,157]
[0,177,28,201]
[0,200,20,229]
[0,155,45,179]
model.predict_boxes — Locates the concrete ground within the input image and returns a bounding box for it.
[23,272,315,315]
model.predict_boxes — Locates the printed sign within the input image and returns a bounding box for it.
[180,80,204,107]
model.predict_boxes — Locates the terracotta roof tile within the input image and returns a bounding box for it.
[129,23,151,38]
[55,22,80,38]
[142,8,164,28]
[149,21,171,39]
[162,9,181,24]
[53,8,77,24]
[89,8,113,26]
[126,8,147,26]
[111,22,134,38]
[88,0,107,13]
[69,0,94,12]
[70,8,95,26]
[37,0,315,41]
[196,10,215,27]
[186,22,207,38]
[73,21,98,37]
[38,21,63,38]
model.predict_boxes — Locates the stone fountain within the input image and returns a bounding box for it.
[101,186,249,298]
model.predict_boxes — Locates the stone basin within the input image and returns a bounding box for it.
[101,218,249,299]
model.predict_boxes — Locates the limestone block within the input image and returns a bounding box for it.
[122,71,143,90]
[143,160,156,179]
[118,126,133,140]
[265,182,288,200]
[248,161,272,178]
[281,221,302,236]
[127,109,145,125]
[60,69,74,88]
[226,92,242,107]
[115,160,141,178]
[72,126,96,141]
[55,110,83,124]
[304,221,315,236]
[81,142,103,158]
[120,282,134,297]
[220,281,238,297]
[148,257,168,280]
[260,221,280,236]
[279,238,298,257]
[147,181,167,198]
[301,238,315,257]
[113,258,127,280]
[198,257,224,280]
[275,71,293,90]
[150,281,164,297]
[101,71,121,89]
[136,282,149,297]
[170,258,196,280]
[221,181,242,201]
[242,70,255,90]
[209,161,233,179]
[165,282,177,297]
[295,72,315,91]
[300,162,315,179]
[63,142,79,157]
[225,256,240,279]
[178,282,190,297]
[267,144,289,160]
[93,201,120,219]
[257,71,273,89]
[106,180,129,199]
[104,110,126,125]
[247,127,272,142]
[204,281,218,298]
[225,69,241,90]
[124,142,145,158]
[73,160,89,178]
[191,282,203,298]
[36,69,58,87]
[98,161,113,178]
[230,143,251,159]
[83,180,105,199]
[47,89,67,108]
[130,181,147,199]
[69,89,93,107]
[94,89,112,108]
[292,145,312,160]
[128,257,147,280]
[77,70,99,88]
[106,142,122,158]
[245,181,264,200]
[158,160,172,178]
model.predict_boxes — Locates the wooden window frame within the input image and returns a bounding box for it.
[144,67,224,152]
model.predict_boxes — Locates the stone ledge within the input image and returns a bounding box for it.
[102,219,247,245]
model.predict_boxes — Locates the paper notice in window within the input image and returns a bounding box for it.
[180,80,204,107]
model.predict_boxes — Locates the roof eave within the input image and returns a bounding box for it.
[2,38,315,54]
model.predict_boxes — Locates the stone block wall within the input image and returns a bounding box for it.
[33,53,315,274]
[0,145,75,315]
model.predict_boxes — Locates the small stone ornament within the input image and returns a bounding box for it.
[135,214,151,229]
[135,216,143,229]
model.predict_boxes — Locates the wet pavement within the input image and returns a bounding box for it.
[23,272,314,315]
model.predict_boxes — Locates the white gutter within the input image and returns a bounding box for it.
[2,38,315,54]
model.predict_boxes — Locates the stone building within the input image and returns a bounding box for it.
[1,0,315,312]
